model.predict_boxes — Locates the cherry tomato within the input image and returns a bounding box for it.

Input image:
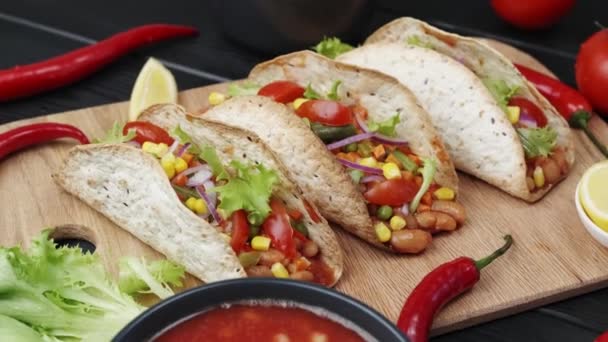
[596,331,608,342]
[576,29,608,116]
[364,178,419,206]
[296,100,353,126]
[257,81,305,103]
[491,0,575,30]
[303,199,321,223]
[172,173,188,187]
[123,121,174,145]
[508,97,548,127]
[230,210,250,253]
[262,199,296,258]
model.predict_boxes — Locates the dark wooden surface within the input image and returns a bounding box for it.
[1,1,607,340]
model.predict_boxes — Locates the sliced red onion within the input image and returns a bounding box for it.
[186,169,213,187]
[178,165,209,178]
[196,186,222,224]
[518,112,538,128]
[326,132,375,150]
[361,175,385,183]
[168,140,179,155]
[337,158,383,175]
[125,140,141,149]
[203,180,217,206]
[176,143,191,157]
[355,112,370,133]
[371,134,408,146]
[400,203,410,216]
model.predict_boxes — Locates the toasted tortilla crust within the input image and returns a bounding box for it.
[365,17,575,202]
[139,103,343,283]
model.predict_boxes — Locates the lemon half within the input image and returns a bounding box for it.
[579,160,608,231]
[128,58,177,121]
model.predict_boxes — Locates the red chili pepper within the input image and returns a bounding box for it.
[397,235,513,342]
[0,123,90,160]
[0,24,198,102]
[515,63,608,157]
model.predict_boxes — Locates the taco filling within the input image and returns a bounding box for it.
[99,121,334,285]
[227,80,466,253]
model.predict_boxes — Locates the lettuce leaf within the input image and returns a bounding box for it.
[210,160,279,225]
[410,158,437,212]
[303,83,322,100]
[368,114,400,137]
[313,37,354,59]
[93,121,136,144]
[406,35,434,49]
[482,78,519,112]
[227,82,260,97]
[171,125,202,155]
[199,145,229,180]
[327,80,342,100]
[517,127,557,158]
[118,258,184,300]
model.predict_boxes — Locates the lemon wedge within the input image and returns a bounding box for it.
[579,160,608,231]
[128,58,177,121]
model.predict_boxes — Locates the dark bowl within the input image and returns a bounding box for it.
[113,278,408,341]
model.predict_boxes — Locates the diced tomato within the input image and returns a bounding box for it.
[303,199,321,223]
[292,228,309,242]
[351,104,368,120]
[364,178,419,206]
[508,97,548,127]
[123,121,174,145]
[257,81,305,104]
[230,210,250,253]
[296,100,353,126]
[181,152,194,165]
[287,209,304,221]
[172,173,188,187]
[262,200,296,258]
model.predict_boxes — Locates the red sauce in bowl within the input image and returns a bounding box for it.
[155,304,367,342]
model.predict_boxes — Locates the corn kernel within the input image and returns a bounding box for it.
[185,197,197,211]
[208,91,226,106]
[193,198,207,215]
[161,153,176,178]
[433,187,455,200]
[389,216,407,230]
[271,262,289,278]
[251,236,271,251]
[359,157,378,168]
[533,166,545,188]
[382,162,402,179]
[142,141,157,154]
[174,157,188,173]
[155,143,169,157]
[507,106,520,124]
[374,222,391,242]
[293,98,309,110]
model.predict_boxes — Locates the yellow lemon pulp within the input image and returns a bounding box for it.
[128,58,177,121]
[579,160,608,231]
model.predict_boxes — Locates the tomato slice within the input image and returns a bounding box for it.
[508,97,548,128]
[296,100,353,126]
[257,81,305,104]
[124,121,174,145]
[364,178,419,206]
[230,210,250,253]
[172,173,188,187]
[262,199,296,258]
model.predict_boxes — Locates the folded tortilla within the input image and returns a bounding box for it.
[201,51,459,250]
[337,17,574,202]
[54,110,343,285]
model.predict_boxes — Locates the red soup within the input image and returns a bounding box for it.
[155,304,369,342]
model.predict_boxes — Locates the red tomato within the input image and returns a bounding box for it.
[576,29,608,116]
[303,199,321,223]
[123,121,174,145]
[262,199,296,258]
[364,178,419,206]
[596,331,608,342]
[172,173,188,187]
[230,210,250,253]
[491,0,575,30]
[257,81,305,104]
[508,97,547,127]
[296,100,353,126]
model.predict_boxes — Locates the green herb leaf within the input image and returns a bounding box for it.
[313,37,354,59]
[517,127,557,158]
[367,114,400,137]
[303,83,322,100]
[171,125,202,154]
[210,161,279,224]
[410,158,437,212]
[406,35,434,49]
[327,80,342,100]
[199,145,229,180]
[482,78,520,112]
[227,82,261,97]
[93,121,136,144]
[118,257,184,299]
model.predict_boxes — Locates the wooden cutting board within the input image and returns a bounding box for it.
[1,41,607,336]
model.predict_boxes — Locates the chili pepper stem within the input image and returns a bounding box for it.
[582,125,608,158]
[475,235,513,270]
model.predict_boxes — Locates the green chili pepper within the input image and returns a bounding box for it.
[377,205,393,221]
[310,122,357,143]
[172,185,200,199]
[393,150,418,172]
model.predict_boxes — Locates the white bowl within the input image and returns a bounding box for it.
[575,181,608,247]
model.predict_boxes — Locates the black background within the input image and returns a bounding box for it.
[1,1,607,340]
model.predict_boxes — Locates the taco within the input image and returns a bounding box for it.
[201,51,466,254]
[53,108,343,286]
[334,17,574,202]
